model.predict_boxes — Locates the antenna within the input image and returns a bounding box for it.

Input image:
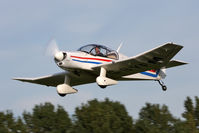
[117,42,123,52]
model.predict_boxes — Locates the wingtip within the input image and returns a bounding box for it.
[12,78,18,80]
[167,42,184,48]
[12,77,32,82]
[12,78,23,82]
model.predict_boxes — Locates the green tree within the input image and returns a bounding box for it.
[23,102,72,133]
[0,110,26,133]
[72,98,134,133]
[135,103,178,133]
[0,111,11,133]
[195,96,199,129]
[182,96,199,133]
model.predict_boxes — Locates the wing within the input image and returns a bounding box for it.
[13,71,96,87]
[92,43,185,78]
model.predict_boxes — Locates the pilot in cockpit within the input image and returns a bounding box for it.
[95,46,104,57]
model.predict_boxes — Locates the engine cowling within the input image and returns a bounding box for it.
[56,84,78,97]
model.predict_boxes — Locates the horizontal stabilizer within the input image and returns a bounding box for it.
[165,60,188,69]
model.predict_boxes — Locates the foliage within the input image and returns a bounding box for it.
[134,103,177,133]
[0,111,26,133]
[72,98,134,133]
[0,97,199,133]
[23,102,72,133]
[181,96,199,133]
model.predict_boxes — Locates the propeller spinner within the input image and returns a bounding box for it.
[54,51,67,62]
[46,39,67,62]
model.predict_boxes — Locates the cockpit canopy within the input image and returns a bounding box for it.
[77,44,119,60]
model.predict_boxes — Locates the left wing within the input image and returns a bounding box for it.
[13,71,96,87]
[92,43,186,78]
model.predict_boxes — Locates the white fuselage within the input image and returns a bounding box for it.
[56,51,128,71]
[55,51,161,80]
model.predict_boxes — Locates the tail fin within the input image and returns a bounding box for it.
[158,69,167,79]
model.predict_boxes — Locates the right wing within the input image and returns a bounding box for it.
[13,71,96,87]
[92,43,186,78]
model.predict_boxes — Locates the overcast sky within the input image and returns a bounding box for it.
[0,0,198,119]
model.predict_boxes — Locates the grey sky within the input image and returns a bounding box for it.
[0,0,198,119]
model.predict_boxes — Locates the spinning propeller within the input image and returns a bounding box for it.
[46,39,66,62]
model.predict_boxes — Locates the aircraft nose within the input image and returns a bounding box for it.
[54,52,67,62]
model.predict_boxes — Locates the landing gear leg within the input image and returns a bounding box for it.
[157,80,167,91]
[97,67,107,89]
[96,67,118,88]
[56,75,78,97]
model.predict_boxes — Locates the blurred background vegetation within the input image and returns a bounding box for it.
[0,96,199,133]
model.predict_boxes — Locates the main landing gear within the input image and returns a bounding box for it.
[157,80,167,91]
[96,67,118,88]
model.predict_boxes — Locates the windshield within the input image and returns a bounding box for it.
[77,44,119,60]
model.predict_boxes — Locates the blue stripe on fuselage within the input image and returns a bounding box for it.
[140,70,160,77]
[72,59,102,64]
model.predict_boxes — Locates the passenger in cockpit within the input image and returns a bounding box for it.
[95,46,104,57]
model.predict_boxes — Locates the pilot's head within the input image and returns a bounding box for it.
[95,47,100,54]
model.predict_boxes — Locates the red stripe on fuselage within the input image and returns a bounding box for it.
[70,56,112,62]
[149,69,156,72]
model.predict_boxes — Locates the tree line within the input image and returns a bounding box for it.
[0,96,199,133]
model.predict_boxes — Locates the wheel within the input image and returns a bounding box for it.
[58,93,66,97]
[162,86,167,91]
[99,85,107,89]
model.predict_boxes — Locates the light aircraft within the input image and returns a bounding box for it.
[13,41,187,97]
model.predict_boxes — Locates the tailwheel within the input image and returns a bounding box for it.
[162,85,167,91]
[157,80,167,91]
